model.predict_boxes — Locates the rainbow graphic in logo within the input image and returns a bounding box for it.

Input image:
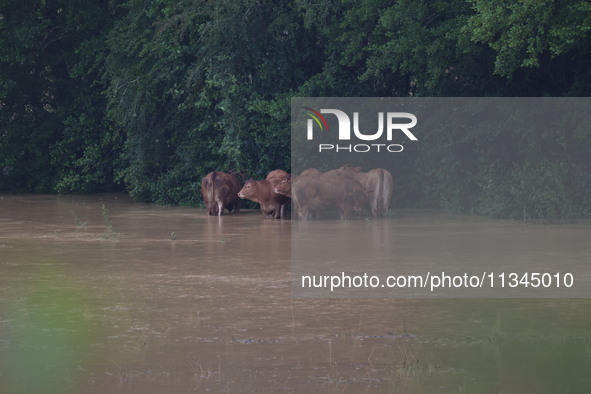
[304,107,329,132]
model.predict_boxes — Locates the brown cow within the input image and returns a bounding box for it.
[238,170,290,219]
[323,165,393,217]
[273,174,291,198]
[273,170,319,217]
[276,169,321,209]
[266,169,291,217]
[201,171,242,216]
[292,173,368,220]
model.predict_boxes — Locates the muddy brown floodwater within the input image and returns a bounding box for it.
[1,194,591,393]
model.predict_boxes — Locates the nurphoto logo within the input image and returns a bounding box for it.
[305,108,418,153]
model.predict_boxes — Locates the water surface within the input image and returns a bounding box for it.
[1,195,590,393]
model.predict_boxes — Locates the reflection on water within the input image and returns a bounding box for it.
[293,210,591,297]
[0,194,590,393]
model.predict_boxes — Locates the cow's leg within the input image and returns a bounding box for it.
[298,207,306,220]
[217,201,224,216]
[262,207,273,219]
[371,194,379,218]
[297,208,304,220]
[340,203,353,220]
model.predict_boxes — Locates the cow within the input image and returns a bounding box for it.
[273,169,319,217]
[323,165,394,217]
[273,174,291,198]
[266,169,291,217]
[238,170,290,219]
[291,173,368,220]
[201,171,242,216]
[364,168,393,217]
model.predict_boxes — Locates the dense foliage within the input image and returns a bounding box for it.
[1,0,590,218]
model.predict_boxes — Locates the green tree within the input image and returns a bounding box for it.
[466,0,591,94]
[102,0,320,204]
[0,0,123,193]
[1,0,589,219]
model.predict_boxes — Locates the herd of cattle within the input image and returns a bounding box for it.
[201,166,394,220]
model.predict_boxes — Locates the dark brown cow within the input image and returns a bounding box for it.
[238,170,290,219]
[201,171,242,216]
[291,173,368,220]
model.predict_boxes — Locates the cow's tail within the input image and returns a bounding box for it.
[207,171,216,199]
[377,169,384,217]
[211,171,225,215]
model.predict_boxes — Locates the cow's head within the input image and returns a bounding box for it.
[238,178,256,199]
[351,188,370,212]
[273,175,291,196]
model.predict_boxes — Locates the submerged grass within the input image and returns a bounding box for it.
[100,204,118,239]
[70,209,86,226]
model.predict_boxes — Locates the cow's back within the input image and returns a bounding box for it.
[293,173,366,220]
[214,172,242,213]
[202,171,241,216]
[299,168,322,177]
[266,169,289,185]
